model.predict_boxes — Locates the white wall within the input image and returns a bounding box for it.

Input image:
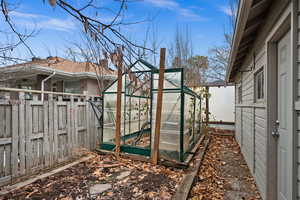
[209,86,235,122]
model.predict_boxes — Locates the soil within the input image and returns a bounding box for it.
[1,153,183,200]
[190,132,262,200]
[1,129,262,200]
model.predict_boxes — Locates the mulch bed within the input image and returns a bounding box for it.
[189,131,262,200]
[1,129,263,200]
[1,153,184,200]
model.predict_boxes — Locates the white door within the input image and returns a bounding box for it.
[277,30,292,200]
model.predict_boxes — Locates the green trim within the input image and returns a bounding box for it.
[131,70,152,73]
[100,143,151,156]
[121,128,151,141]
[125,94,150,99]
[152,68,183,73]
[152,88,181,92]
[139,59,158,71]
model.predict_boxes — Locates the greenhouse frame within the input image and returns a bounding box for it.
[100,59,202,163]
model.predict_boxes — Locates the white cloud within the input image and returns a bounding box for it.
[10,11,43,18]
[144,0,205,21]
[220,6,234,16]
[9,11,76,32]
[38,18,76,31]
[145,0,178,8]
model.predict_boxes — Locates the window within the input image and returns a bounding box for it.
[238,85,242,104]
[64,80,81,94]
[254,68,264,102]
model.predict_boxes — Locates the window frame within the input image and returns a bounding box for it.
[254,67,264,103]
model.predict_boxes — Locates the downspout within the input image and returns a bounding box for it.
[41,71,56,101]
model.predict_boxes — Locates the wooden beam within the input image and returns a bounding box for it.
[151,48,166,165]
[115,50,123,159]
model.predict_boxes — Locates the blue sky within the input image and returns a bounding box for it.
[1,0,233,61]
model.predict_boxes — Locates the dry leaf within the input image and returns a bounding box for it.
[48,0,56,7]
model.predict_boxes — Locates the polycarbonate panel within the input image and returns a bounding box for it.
[140,98,150,128]
[103,93,125,143]
[152,92,181,160]
[184,94,195,152]
[126,96,141,135]
[153,71,182,89]
[195,98,201,139]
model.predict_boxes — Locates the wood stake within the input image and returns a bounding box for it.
[205,86,209,126]
[151,48,166,165]
[115,50,123,158]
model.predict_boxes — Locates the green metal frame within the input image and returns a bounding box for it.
[101,59,203,162]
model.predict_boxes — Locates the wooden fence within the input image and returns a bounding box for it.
[0,88,102,186]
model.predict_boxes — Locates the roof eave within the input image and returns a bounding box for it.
[226,0,254,83]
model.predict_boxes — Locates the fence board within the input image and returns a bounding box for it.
[67,101,71,157]
[5,144,11,176]
[48,94,54,166]
[0,89,101,186]
[25,100,33,173]
[86,98,90,150]
[0,145,4,177]
[11,104,19,177]
[0,106,5,137]
[5,106,11,137]
[19,92,25,175]
[44,101,50,167]
[53,101,58,163]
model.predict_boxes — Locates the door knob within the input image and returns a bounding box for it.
[272,120,280,138]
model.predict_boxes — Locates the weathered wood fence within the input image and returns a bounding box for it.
[0,88,102,186]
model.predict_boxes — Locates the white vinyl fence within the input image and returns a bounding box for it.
[0,88,102,186]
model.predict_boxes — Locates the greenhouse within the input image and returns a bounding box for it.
[100,59,202,163]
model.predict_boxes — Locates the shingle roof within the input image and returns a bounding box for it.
[3,56,116,76]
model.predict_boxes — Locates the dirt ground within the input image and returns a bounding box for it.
[1,153,184,200]
[190,130,262,200]
[1,129,262,200]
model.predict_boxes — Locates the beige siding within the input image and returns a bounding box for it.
[297,1,300,199]
[234,48,267,199]
[254,108,266,198]
[235,107,242,146]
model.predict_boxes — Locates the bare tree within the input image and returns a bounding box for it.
[168,26,208,85]
[206,0,238,82]
[1,0,153,68]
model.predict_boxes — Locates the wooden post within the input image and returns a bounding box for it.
[115,50,123,158]
[151,48,166,165]
[205,86,209,126]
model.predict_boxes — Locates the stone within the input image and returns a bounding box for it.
[116,171,131,180]
[89,184,111,195]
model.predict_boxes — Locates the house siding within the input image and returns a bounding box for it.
[235,49,267,199]
[232,1,294,199]
[297,1,300,198]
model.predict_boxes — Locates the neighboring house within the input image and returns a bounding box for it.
[226,0,300,199]
[0,56,116,96]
